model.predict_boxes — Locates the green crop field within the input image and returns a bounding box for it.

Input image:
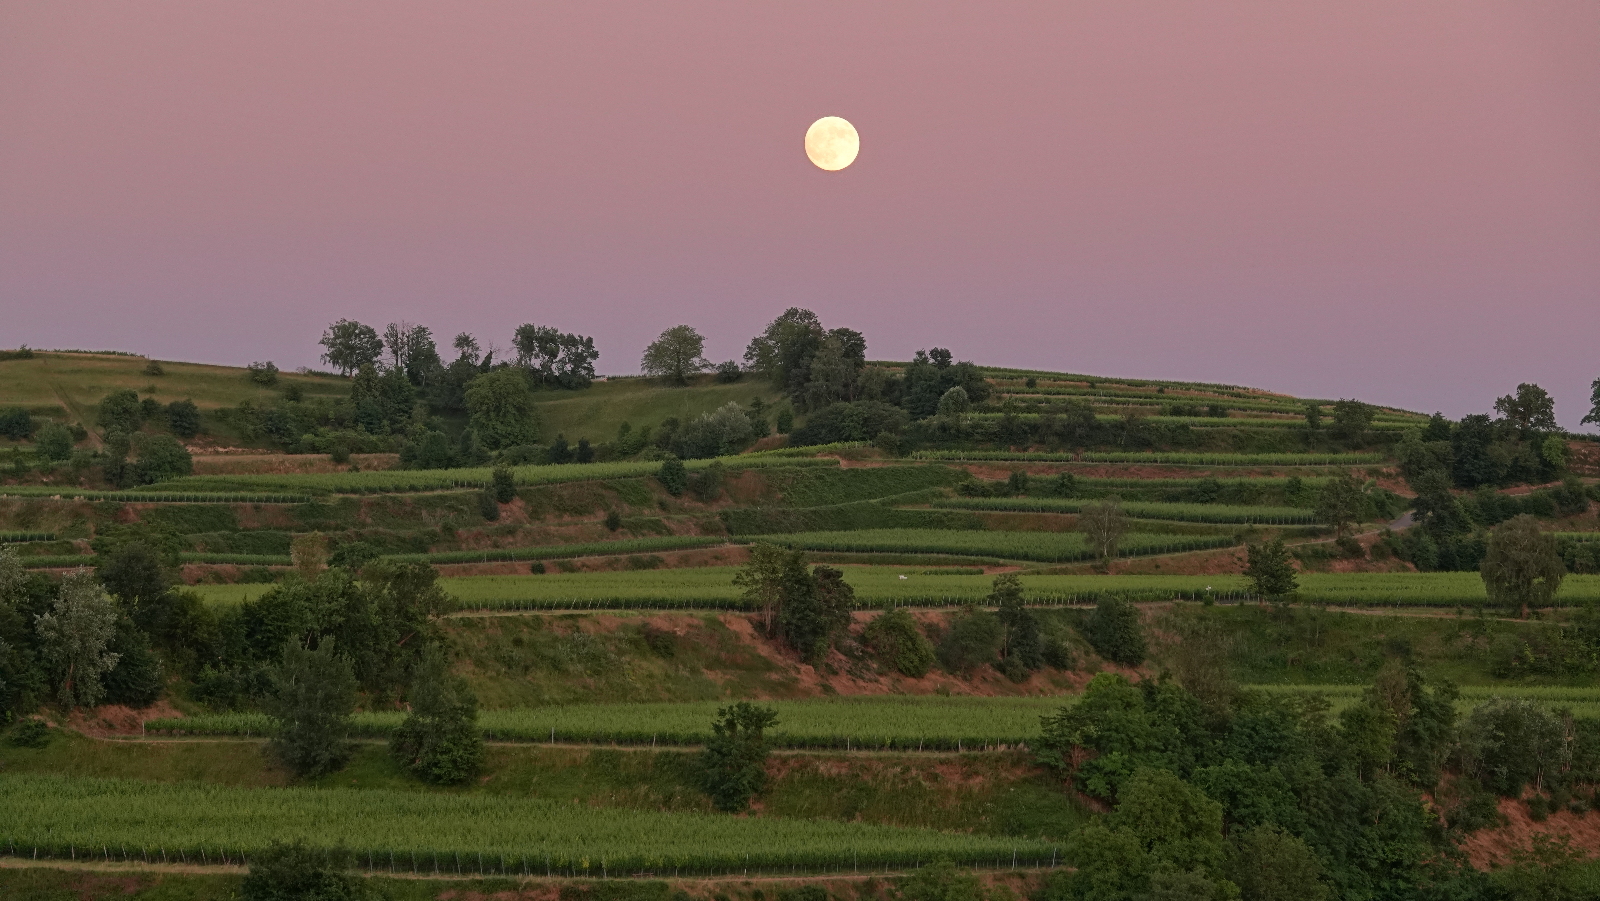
[185,568,1600,611]
[911,451,1386,466]
[0,775,1057,876]
[147,455,836,495]
[148,695,1067,750]
[932,497,1319,525]
[388,535,726,565]
[763,529,1236,563]
[0,487,311,503]
[761,464,965,507]
[1248,684,1600,718]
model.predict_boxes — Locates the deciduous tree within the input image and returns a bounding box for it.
[698,702,778,811]
[1494,382,1558,434]
[319,319,383,376]
[464,367,541,449]
[1243,539,1298,600]
[265,639,357,779]
[33,571,121,708]
[1480,514,1565,617]
[1078,497,1128,561]
[640,325,710,386]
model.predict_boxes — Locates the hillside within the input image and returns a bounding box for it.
[3,344,1599,900]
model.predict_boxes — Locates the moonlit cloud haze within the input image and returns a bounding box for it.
[2,2,1597,426]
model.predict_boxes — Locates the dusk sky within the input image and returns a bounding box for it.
[2,2,1597,427]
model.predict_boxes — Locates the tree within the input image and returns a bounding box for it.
[265,639,358,779]
[131,434,192,484]
[247,361,279,386]
[1078,497,1128,561]
[0,407,33,440]
[390,645,483,785]
[779,564,854,664]
[733,542,812,638]
[936,386,970,426]
[743,307,824,394]
[98,540,170,614]
[1225,826,1330,901]
[992,574,1043,678]
[698,702,779,811]
[1302,403,1322,431]
[1314,474,1365,538]
[97,389,143,435]
[1084,597,1145,666]
[1480,514,1566,617]
[319,319,383,376]
[1329,399,1374,442]
[641,325,710,386]
[861,606,935,677]
[936,605,1004,673]
[452,332,481,364]
[33,571,121,708]
[656,455,688,496]
[165,399,201,439]
[291,533,328,579]
[492,466,516,503]
[34,421,74,460]
[1584,376,1600,428]
[1243,540,1297,600]
[1494,383,1558,434]
[464,367,541,449]
[512,323,599,389]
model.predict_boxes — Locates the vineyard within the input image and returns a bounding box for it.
[932,497,1319,525]
[0,775,1058,876]
[148,695,1067,750]
[762,529,1238,563]
[910,451,1387,466]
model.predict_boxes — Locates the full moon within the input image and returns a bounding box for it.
[805,116,859,171]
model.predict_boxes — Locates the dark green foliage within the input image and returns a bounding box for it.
[512,322,598,389]
[479,488,501,521]
[715,360,742,382]
[779,564,855,664]
[1481,514,1566,615]
[697,702,778,811]
[861,606,935,677]
[98,540,171,610]
[98,389,144,434]
[0,407,33,439]
[248,360,280,386]
[1225,826,1330,901]
[328,541,380,571]
[1083,597,1145,665]
[399,429,455,469]
[789,401,909,446]
[240,841,373,901]
[689,460,725,502]
[101,619,164,706]
[33,421,75,460]
[320,319,384,376]
[896,860,990,901]
[775,405,794,434]
[6,719,51,748]
[491,466,516,503]
[265,639,358,779]
[465,367,541,449]
[391,645,483,785]
[1329,398,1373,442]
[992,574,1043,678]
[605,509,623,531]
[165,399,201,438]
[1457,699,1567,798]
[936,606,1003,673]
[1243,539,1297,599]
[657,456,688,496]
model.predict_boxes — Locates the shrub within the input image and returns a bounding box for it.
[689,461,725,502]
[240,841,372,901]
[5,720,51,748]
[698,702,778,812]
[861,607,935,677]
[657,456,688,496]
[1083,597,1145,666]
[164,399,201,439]
[936,606,1003,673]
[328,541,380,571]
[897,861,989,901]
[142,360,164,376]
[0,407,33,440]
[34,421,74,460]
[479,488,501,521]
[98,389,144,434]
[247,361,280,386]
[131,434,193,484]
[715,360,743,383]
[391,646,483,785]
[330,441,351,464]
[605,510,623,532]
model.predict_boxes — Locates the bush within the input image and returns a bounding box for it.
[131,434,193,484]
[5,719,51,748]
[240,841,373,901]
[247,361,280,386]
[0,407,33,440]
[490,466,516,503]
[98,389,144,434]
[165,399,201,439]
[328,541,380,571]
[689,461,725,502]
[936,606,1003,673]
[897,860,989,901]
[657,456,688,496]
[330,441,351,465]
[142,360,164,376]
[391,646,483,785]
[478,488,500,521]
[34,421,75,460]
[861,607,935,677]
[698,702,778,812]
[1083,597,1146,666]
[789,400,908,446]
[715,360,743,383]
[604,509,623,532]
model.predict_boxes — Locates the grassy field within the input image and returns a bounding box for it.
[764,529,1237,563]
[533,375,781,443]
[912,451,1386,466]
[148,696,1067,750]
[187,569,1600,611]
[148,455,836,494]
[0,352,348,423]
[0,774,1058,875]
[933,497,1318,525]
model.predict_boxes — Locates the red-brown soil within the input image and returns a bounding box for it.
[1459,798,1600,868]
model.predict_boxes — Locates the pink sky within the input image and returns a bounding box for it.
[2,2,1597,427]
